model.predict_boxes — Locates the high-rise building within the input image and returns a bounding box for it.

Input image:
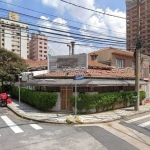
[0,12,29,59]
[126,0,150,55]
[29,33,48,61]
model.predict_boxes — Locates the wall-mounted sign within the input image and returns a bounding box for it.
[9,12,19,21]
[48,54,88,72]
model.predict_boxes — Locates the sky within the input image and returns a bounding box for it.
[1,0,127,55]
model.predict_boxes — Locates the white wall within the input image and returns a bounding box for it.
[21,70,48,81]
[21,30,28,59]
[4,29,12,51]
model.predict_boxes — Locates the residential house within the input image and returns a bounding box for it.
[25,49,147,112]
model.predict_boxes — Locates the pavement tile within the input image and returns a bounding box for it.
[7,99,150,124]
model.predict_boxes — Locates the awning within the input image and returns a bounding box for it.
[26,79,147,87]
[88,79,146,86]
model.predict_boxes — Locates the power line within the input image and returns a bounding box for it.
[0,29,126,49]
[0,17,126,46]
[0,0,126,35]
[61,0,126,19]
[0,14,126,45]
[0,31,121,50]
[0,7,126,41]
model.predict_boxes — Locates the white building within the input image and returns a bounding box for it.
[0,12,29,59]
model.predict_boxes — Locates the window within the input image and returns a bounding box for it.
[39,42,42,44]
[116,59,125,68]
[44,47,47,49]
[44,43,47,45]
[44,51,47,53]
[39,46,42,48]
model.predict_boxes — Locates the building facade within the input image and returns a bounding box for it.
[0,12,29,59]
[126,0,150,54]
[29,33,48,61]
[23,46,150,112]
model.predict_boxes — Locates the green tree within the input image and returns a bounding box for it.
[0,47,27,91]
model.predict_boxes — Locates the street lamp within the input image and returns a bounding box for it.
[18,74,22,103]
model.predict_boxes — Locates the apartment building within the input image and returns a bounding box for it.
[29,33,48,61]
[126,0,150,55]
[0,12,29,59]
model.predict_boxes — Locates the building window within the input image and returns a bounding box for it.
[44,51,47,53]
[44,47,47,49]
[44,43,47,45]
[39,46,42,48]
[132,61,135,69]
[39,42,42,44]
[116,59,125,68]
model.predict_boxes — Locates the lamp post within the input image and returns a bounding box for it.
[18,74,22,103]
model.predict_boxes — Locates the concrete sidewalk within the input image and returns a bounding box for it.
[7,99,150,124]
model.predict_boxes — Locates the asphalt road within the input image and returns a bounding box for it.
[121,112,150,138]
[0,107,139,150]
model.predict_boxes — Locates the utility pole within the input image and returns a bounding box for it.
[135,0,141,111]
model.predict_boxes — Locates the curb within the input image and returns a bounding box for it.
[7,105,67,124]
[7,104,150,125]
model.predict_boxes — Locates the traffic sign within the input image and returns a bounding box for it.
[73,75,84,80]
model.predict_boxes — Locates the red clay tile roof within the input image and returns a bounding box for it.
[24,59,47,68]
[90,52,98,56]
[35,68,135,79]
[25,59,113,70]
[88,60,113,69]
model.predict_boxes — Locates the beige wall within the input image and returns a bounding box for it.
[111,54,134,67]
[88,48,135,67]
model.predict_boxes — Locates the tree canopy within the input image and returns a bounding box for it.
[0,47,27,82]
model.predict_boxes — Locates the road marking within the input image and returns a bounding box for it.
[30,124,43,130]
[1,116,24,133]
[138,121,150,127]
[125,114,150,123]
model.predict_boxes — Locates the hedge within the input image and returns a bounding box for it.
[11,86,57,111]
[71,91,146,113]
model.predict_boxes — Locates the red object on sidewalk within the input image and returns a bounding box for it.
[0,93,7,100]
[7,98,12,104]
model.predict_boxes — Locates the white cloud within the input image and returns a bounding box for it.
[38,0,126,52]
[80,7,126,49]
[37,16,74,55]
[40,0,95,21]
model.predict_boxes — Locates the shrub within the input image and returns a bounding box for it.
[11,86,57,111]
[70,90,146,113]
[140,91,146,100]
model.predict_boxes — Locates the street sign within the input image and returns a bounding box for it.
[73,75,84,80]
